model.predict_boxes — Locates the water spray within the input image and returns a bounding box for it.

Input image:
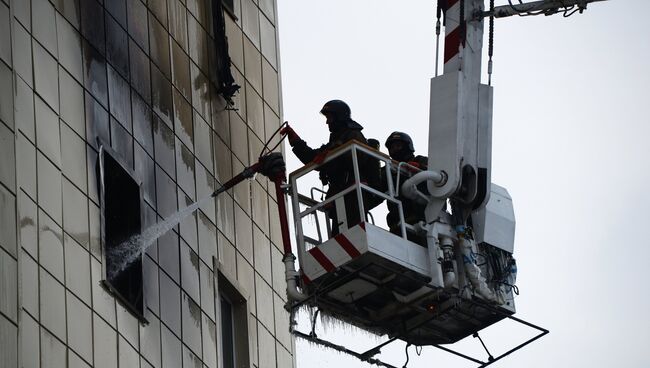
[107,122,306,302]
[108,153,286,279]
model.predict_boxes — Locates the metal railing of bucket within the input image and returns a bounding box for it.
[288,141,426,266]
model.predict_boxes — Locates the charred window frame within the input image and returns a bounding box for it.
[216,268,250,368]
[221,0,236,19]
[98,144,146,321]
[212,0,240,107]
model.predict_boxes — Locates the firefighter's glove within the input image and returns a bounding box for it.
[279,124,300,146]
[406,161,424,173]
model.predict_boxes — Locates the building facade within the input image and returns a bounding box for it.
[0,0,294,367]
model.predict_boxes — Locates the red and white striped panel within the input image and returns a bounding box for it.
[301,223,368,283]
[442,0,466,72]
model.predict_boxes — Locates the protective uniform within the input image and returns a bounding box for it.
[383,132,429,244]
[284,100,371,234]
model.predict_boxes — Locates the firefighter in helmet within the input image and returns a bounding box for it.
[384,132,429,244]
[280,100,372,234]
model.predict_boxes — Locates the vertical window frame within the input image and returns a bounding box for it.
[215,257,251,368]
[221,0,237,20]
[220,292,237,368]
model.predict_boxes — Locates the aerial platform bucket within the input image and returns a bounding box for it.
[289,142,516,346]
[298,221,514,345]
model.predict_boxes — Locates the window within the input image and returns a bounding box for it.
[220,295,236,368]
[98,144,145,320]
[218,272,250,368]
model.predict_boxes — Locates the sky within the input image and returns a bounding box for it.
[275,1,650,367]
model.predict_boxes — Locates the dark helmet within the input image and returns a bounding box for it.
[367,138,380,150]
[320,100,351,121]
[385,131,415,152]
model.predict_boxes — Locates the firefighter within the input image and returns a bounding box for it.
[384,132,428,244]
[280,100,371,234]
[367,138,381,150]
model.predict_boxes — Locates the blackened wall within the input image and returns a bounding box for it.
[0,0,292,367]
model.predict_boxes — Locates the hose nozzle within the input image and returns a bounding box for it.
[209,153,286,198]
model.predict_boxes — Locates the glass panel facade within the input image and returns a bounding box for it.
[0,122,15,192]
[57,12,84,83]
[3,0,290,366]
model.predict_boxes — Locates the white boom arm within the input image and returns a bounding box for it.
[426,0,492,223]
[425,0,607,223]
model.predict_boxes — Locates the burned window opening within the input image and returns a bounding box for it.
[98,144,146,321]
[212,0,240,108]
